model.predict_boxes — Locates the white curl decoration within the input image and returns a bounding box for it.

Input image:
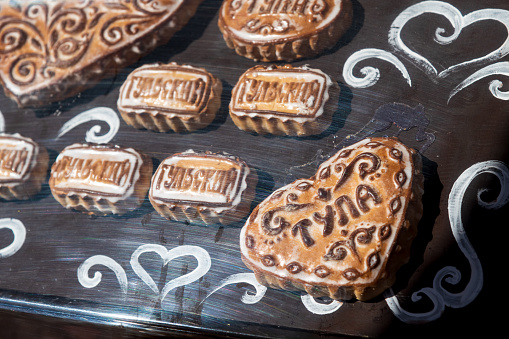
[449,62,509,102]
[77,255,128,294]
[201,273,267,306]
[0,218,26,259]
[385,287,445,324]
[389,1,463,79]
[342,48,412,88]
[438,160,509,308]
[56,107,120,144]
[300,294,343,315]
[386,160,509,323]
[0,109,5,133]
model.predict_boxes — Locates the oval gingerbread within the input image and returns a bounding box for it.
[218,0,353,62]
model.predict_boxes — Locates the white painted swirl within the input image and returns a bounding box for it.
[201,273,267,305]
[0,218,26,259]
[0,109,5,133]
[386,160,509,323]
[437,160,509,308]
[438,8,509,78]
[300,294,343,315]
[449,62,509,102]
[342,48,411,88]
[77,255,128,294]
[56,107,120,144]
[130,244,211,304]
[385,288,445,324]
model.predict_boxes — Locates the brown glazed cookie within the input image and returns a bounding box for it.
[149,150,257,225]
[0,0,203,107]
[49,143,152,216]
[118,63,222,133]
[0,134,48,200]
[229,64,338,136]
[240,137,424,301]
[218,0,353,62]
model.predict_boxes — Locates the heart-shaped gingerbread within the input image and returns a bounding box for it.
[240,137,423,301]
[0,0,203,107]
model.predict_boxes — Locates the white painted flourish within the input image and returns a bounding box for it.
[202,273,267,305]
[56,107,120,144]
[384,287,445,324]
[449,62,509,102]
[438,160,509,308]
[79,246,269,307]
[386,160,509,323]
[0,109,5,133]
[0,218,26,259]
[300,294,343,315]
[77,255,128,294]
[342,48,411,88]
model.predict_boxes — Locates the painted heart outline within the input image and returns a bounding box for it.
[343,1,509,102]
[389,1,509,80]
[240,137,423,301]
[130,244,211,304]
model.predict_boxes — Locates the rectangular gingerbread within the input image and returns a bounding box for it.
[149,150,256,225]
[49,143,152,215]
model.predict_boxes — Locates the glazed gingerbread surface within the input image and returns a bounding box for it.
[150,150,249,208]
[0,134,37,184]
[50,144,143,199]
[119,64,214,116]
[218,0,352,61]
[118,62,222,132]
[229,64,336,136]
[149,150,256,225]
[231,64,330,120]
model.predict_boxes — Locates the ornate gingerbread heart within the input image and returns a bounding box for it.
[240,137,423,301]
[0,0,202,107]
